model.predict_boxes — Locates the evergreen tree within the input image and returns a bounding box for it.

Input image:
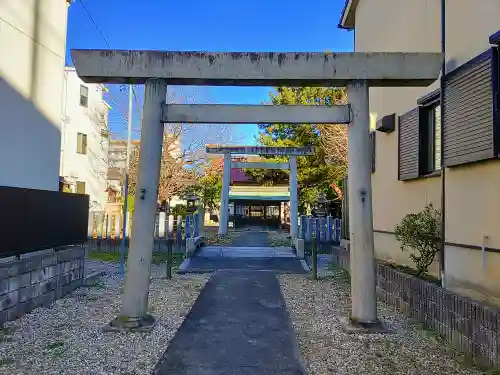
[245,87,347,210]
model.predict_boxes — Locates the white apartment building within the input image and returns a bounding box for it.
[0,0,71,190]
[60,67,110,211]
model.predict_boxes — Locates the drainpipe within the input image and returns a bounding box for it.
[439,0,446,287]
[60,69,69,178]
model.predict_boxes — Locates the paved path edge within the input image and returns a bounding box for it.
[151,272,215,375]
[300,260,310,272]
[277,274,309,375]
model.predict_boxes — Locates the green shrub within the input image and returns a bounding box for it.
[394,203,441,276]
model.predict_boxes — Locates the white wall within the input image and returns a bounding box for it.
[61,68,110,211]
[0,0,69,190]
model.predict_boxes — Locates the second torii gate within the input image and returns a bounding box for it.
[71,50,442,332]
[202,145,317,237]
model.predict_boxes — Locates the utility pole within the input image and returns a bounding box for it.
[119,84,133,275]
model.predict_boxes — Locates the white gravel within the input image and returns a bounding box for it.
[279,270,483,375]
[0,263,210,375]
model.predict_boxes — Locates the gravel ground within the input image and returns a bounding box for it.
[268,231,292,247]
[0,263,210,375]
[279,270,483,375]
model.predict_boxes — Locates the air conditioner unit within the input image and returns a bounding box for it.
[69,170,79,178]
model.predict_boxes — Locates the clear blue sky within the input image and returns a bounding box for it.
[66,0,353,145]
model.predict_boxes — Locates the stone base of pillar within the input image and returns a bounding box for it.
[340,239,350,251]
[292,238,305,259]
[103,314,157,333]
[337,316,390,334]
[186,236,205,257]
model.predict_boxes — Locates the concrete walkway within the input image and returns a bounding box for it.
[153,270,307,375]
[198,246,296,258]
[179,228,303,273]
[181,256,306,274]
[231,230,270,247]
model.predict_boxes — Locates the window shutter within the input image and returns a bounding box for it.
[494,47,500,156]
[398,108,420,180]
[443,49,496,166]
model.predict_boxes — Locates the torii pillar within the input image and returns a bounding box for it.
[71,50,442,332]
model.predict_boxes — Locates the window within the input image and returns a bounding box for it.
[77,133,87,154]
[420,102,441,175]
[76,181,86,194]
[80,85,89,107]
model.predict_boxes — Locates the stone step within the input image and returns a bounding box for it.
[198,246,296,258]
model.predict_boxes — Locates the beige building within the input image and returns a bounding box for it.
[339,0,500,305]
[0,0,71,191]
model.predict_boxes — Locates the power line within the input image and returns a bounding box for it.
[79,0,110,48]
[78,0,141,137]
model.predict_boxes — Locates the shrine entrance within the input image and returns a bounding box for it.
[71,48,442,331]
[233,202,281,229]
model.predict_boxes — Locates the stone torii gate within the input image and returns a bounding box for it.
[204,145,318,237]
[71,50,442,332]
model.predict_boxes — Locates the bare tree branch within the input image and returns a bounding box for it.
[122,85,246,202]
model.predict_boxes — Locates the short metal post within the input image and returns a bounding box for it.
[312,241,318,280]
[176,216,183,251]
[166,214,174,279]
[312,217,318,280]
[166,237,173,280]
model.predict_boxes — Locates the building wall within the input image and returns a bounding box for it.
[353,0,500,303]
[60,68,109,211]
[108,140,140,171]
[107,136,180,193]
[0,0,70,190]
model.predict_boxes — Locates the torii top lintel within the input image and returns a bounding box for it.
[71,50,443,87]
[206,146,315,156]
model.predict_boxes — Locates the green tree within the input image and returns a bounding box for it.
[245,87,347,209]
[192,158,223,212]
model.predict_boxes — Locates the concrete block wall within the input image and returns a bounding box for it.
[0,247,85,325]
